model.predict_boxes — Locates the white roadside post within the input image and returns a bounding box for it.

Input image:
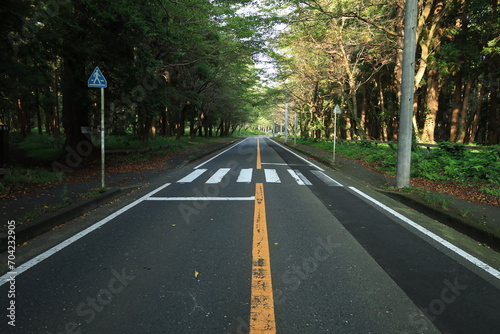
[333,104,342,162]
[284,92,289,143]
[87,66,107,188]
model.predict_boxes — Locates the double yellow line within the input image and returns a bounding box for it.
[250,138,276,333]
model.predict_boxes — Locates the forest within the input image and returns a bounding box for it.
[1,0,275,151]
[273,0,499,144]
[1,0,499,151]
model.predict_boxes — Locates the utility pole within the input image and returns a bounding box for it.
[396,0,417,188]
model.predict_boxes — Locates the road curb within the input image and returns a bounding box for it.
[0,188,123,252]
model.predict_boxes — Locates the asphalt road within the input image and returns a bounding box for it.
[1,137,500,333]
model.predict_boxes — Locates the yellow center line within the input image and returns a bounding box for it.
[250,183,276,333]
[256,138,262,169]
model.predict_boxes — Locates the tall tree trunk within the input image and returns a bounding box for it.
[465,86,483,144]
[457,73,480,143]
[61,55,91,150]
[52,66,61,136]
[35,91,43,135]
[361,86,369,139]
[17,98,30,137]
[487,77,499,144]
[449,73,462,142]
[421,67,439,143]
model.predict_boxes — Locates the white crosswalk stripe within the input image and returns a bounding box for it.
[237,168,253,183]
[206,168,231,184]
[175,168,343,187]
[264,169,281,183]
[177,169,207,183]
[288,169,312,186]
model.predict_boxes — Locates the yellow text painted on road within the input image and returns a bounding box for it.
[250,183,276,333]
[256,138,262,169]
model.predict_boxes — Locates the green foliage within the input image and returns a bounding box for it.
[19,133,65,162]
[413,145,500,185]
[479,185,500,197]
[299,138,500,196]
[105,135,178,150]
[3,167,64,188]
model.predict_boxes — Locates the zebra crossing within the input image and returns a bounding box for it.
[176,168,342,187]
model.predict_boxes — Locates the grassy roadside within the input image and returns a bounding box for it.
[295,138,500,199]
[1,134,241,229]
[1,134,241,195]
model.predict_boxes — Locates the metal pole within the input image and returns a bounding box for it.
[101,87,105,188]
[285,93,289,142]
[333,112,337,162]
[396,0,417,188]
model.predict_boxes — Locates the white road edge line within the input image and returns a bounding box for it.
[194,137,250,169]
[0,182,172,286]
[146,196,255,201]
[311,170,343,187]
[348,186,500,280]
[272,140,325,171]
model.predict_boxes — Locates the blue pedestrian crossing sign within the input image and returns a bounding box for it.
[87,67,107,88]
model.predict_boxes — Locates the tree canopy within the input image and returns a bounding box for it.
[268,0,499,144]
[1,0,498,147]
[0,0,271,148]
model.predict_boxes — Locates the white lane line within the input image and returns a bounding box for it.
[0,183,172,287]
[294,169,312,185]
[237,168,253,183]
[146,196,255,201]
[206,168,231,184]
[261,162,289,166]
[348,186,500,280]
[261,163,308,167]
[177,169,207,183]
[288,169,305,185]
[194,137,250,169]
[271,140,324,171]
[311,170,343,187]
[264,169,281,183]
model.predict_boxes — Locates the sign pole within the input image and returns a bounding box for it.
[333,112,337,162]
[101,87,105,188]
[87,66,107,189]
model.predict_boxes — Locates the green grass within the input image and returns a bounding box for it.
[19,133,65,162]
[296,138,500,197]
[2,167,64,187]
[103,134,233,151]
